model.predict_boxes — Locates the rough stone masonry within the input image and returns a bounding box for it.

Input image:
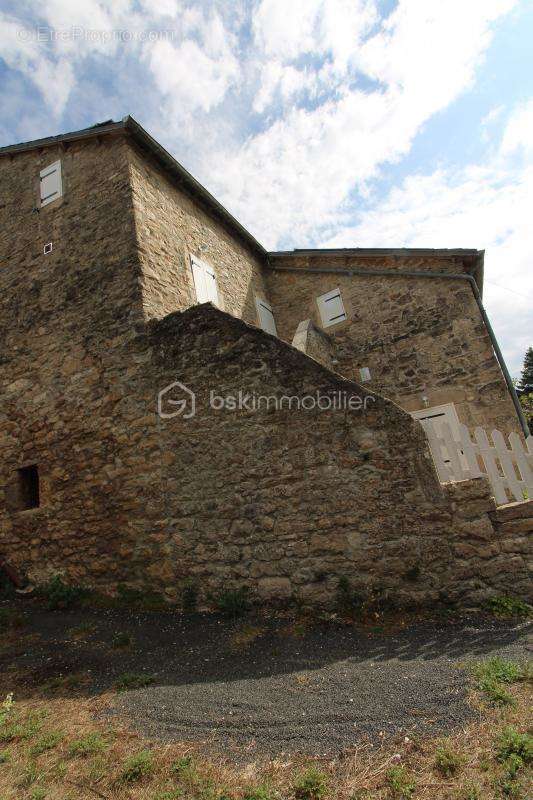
[0,118,530,608]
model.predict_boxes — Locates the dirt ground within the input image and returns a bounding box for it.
[2,602,531,757]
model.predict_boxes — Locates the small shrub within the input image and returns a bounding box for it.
[403,564,421,582]
[114,672,155,692]
[119,749,154,783]
[43,575,89,610]
[472,658,526,686]
[495,727,533,764]
[182,580,199,612]
[385,765,416,799]
[434,744,463,777]
[0,692,14,726]
[484,596,532,618]
[336,577,365,615]
[215,587,250,617]
[292,767,328,800]
[30,731,63,756]
[479,680,515,707]
[68,731,106,757]
[172,755,194,778]
[112,631,133,648]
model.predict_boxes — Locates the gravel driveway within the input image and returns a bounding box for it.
[2,604,531,757]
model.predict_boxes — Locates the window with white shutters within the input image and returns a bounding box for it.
[316,287,347,328]
[40,161,62,207]
[190,255,220,307]
[255,297,277,336]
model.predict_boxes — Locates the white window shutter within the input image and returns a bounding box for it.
[190,256,220,307]
[255,297,277,335]
[40,161,62,206]
[317,288,346,327]
[204,264,220,306]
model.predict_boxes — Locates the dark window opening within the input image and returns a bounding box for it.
[18,465,40,510]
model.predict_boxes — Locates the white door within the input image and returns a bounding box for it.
[411,403,466,467]
[255,297,277,336]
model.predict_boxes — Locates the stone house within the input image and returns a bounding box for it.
[0,117,530,607]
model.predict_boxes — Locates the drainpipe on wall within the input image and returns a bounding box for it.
[267,263,530,438]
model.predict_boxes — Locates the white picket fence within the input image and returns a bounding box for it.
[420,420,533,506]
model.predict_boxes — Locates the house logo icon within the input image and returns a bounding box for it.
[157,381,196,420]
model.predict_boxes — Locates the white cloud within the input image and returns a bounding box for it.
[500,98,533,156]
[323,105,533,375]
[205,0,517,248]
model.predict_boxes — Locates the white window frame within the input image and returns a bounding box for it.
[316,287,347,328]
[255,296,277,336]
[190,254,220,308]
[40,160,62,207]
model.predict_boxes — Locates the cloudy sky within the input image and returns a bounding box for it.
[1,0,532,376]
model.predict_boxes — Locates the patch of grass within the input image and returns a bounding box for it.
[114,672,155,692]
[243,786,274,800]
[0,607,25,630]
[472,658,526,685]
[154,791,183,800]
[116,584,167,611]
[434,743,464,777]
[456,781,481,799]
[30,788,47,800]
[471,657,530,707]
[0,749,10,763]
[67,731,106,757]
[42,575,90,610]
[29,730,63,756]
[230,625,265,650]
[68,621,96,639]
[214,587,250,618]
[385,765,416,799]
[0,707,46,744]
[182,580,199,613]
[172,755,194,778]
[112,631,133,648]
[41,671,87,694]
[118,749,154,783]
[495,727,532,765]
[484,596,532,618]
[292,767,328,800]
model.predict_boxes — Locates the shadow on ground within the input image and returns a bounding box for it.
[1,602,530,755]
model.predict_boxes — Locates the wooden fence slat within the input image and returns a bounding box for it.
[473,427,509,505]
[509,432,533,495]
[492,429,523,502]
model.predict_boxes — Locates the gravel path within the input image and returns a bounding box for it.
[2,603,530,757]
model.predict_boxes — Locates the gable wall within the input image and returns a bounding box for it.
[126,142,270,326]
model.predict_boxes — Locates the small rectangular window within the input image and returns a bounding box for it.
[190,255,220,307]
[40,160,62,206]
[317,287,347,328]
[18,465,40,510]
[255,297,277,336]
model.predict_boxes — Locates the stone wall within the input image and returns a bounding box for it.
[0,136,152,587]
[1,299,530,608]
[266,254,520,435]
[127,141,270,326]
[291,319,336,370]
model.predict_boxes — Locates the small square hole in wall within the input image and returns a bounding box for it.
[17,465,40,510]
[43,242,53,255]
